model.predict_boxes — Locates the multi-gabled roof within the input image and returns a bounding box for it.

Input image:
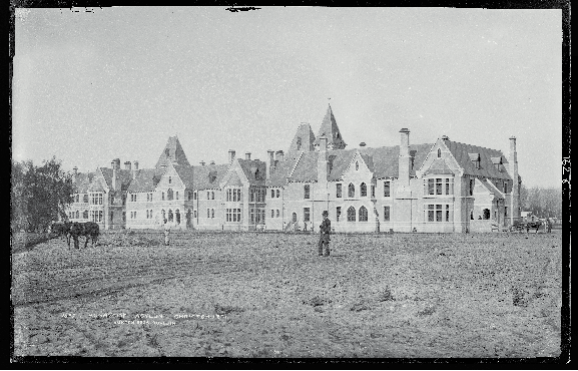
[313,104,347,150]
[443,140,512,180]
[192,164,229,190]
[155,136,191,168]
[99,168,133,192]
[268,143,433,184]
[72,173,95,193]
[238,159,267,186]
[127,168,165,193]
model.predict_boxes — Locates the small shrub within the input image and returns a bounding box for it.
[377,286,394,302]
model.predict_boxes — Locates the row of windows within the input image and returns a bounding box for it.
[305,181,391,200]
[226,189,242,202]
[226,208,242,222]
[160,209,184,224]
[270,189,281,199]
[270,209,281,218]
[250,209,266,224]
[250,189,267,203]
[426,204,451,222]
[426,178,454,196]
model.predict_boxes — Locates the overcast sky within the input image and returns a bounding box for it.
[13,7,562,187]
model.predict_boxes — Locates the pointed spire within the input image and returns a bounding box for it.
[314,104,347,150]
[155,136,191,168]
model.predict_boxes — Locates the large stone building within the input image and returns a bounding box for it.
[66,104,522,233]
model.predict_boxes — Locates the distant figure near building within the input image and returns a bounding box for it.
[163,218,170,246]
[318,210,331,257]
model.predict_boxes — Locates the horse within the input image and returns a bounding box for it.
[50,221,72,246]
[525,219,542,234]
[69,222,100,249]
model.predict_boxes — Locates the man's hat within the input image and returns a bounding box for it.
[322,210,328,217]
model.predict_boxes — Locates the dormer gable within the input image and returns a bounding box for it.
[469,153,481,169]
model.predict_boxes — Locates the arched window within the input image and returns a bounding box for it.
[193,210,197,218]
[162,192,165,201]
[276,209,280,218]
[176,209,181,224]
[271,209,275,218]
[347,206,356,222]
[176,191,179,200]
[276,189,280,198]
[348,183,355,198]
[437,149,441,158]
[212,191,215,200]
[168,209,173,222]
[186,209,191,226]
[360,183,367,197]
[161,209,166,221]
[193,192,197,200]
[83,194,88,203]
[167,188,174,201]
[83,210,88,219]
[483,208,490,220]
[76,210,79,219]
[168,176,172,184]
[211,209,214,219]
[271,189,275,198]
[359,206,368,222]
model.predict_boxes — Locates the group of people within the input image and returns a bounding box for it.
[160,211,334,257]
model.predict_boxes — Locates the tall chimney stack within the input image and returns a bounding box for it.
[245,152,251,161]
[266,150,274,180]
[509,136,519,224]
[318,137,328,184]
[275,150,284,163]
[124,161,132,171]
[228,150,236,165]
[398,128,410,187]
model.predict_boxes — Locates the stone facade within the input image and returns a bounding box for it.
[66,104,521,233]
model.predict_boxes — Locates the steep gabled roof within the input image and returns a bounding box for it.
[173,165,195,189]
[127,168,165,193]
[423,158,457,176]
[238,159,267,186]
[479,178,504,199]
[72,173,94,193]
[192,164,229,190]
[313,104,347,150]
[281,143,433,183]
[155,136,191,168]
[288,123,316,153]
[99,168,133,191]
[444,140,511,180]
[267,154,300,187]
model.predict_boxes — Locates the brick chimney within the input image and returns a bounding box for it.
[275,150,284,163]
[245,152,251,161]
[134,161,139,170]
[318,136,328,185]
[124,161,131,171]
[132,161,138,180]
[398,128,410,187]
[228,150,236,165]
[509,136,519,224]
[266,150,274,180]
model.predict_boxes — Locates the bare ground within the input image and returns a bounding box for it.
[12,231,562,358]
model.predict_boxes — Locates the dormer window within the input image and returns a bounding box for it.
[491,156,503,172]
[469,153,481,170]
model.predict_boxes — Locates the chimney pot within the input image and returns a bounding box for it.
[228,150,236,165]
[275,150,284,162]
[441,135,449,141]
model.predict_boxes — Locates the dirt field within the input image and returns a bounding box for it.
[12,230,562,358]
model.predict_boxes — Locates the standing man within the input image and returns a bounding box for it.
[318,210,331,257]
[163,218,170,246]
